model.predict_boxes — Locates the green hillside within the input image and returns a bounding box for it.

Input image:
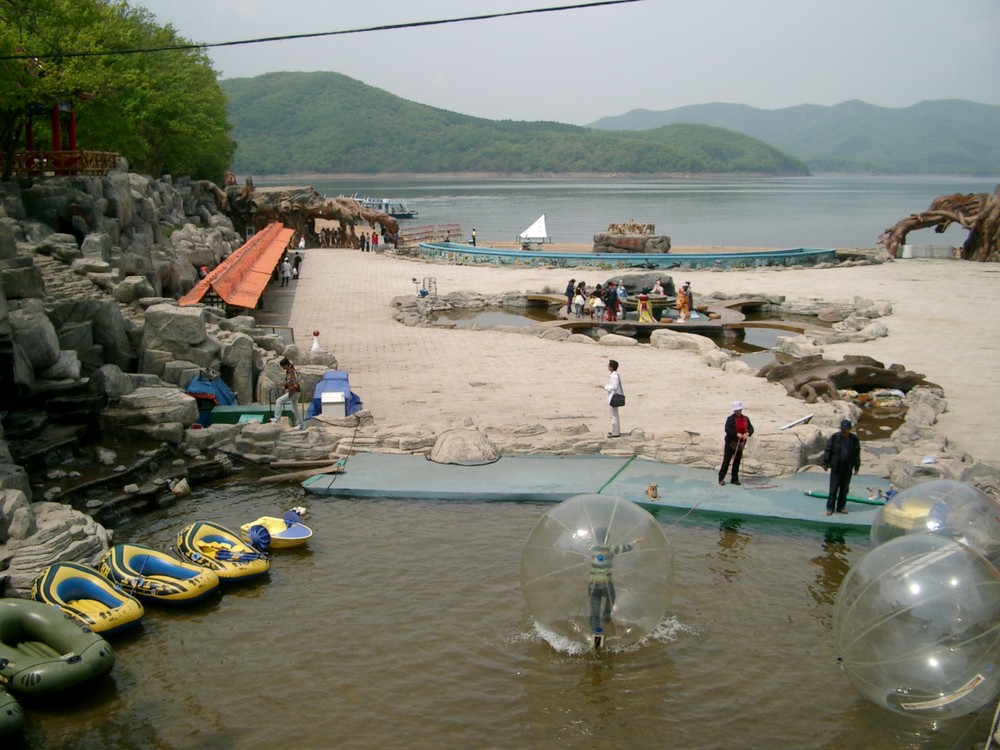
[220,72,808,176]
[589,100,1000,175]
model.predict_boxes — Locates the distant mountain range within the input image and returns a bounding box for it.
[221,73,998,176]
[221,72,807,176]
[589,100,1000,175]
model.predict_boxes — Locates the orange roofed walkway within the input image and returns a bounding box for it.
[179,223,295,309]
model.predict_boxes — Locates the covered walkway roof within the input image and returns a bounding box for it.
[179,222,295,309]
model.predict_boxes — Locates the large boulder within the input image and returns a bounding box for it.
[9,303,60,369]
[99,385,199,432]
[0,255,45,300]
[428,428,501,465]
[1,491,112,597]
[47,298,137,372]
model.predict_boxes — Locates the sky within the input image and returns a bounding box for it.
[136,0,1000,126]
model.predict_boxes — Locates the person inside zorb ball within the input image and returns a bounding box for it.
[520,494,674,651]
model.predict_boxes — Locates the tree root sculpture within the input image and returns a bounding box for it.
[877,185,1000,261]
[759,355,939,401]
[199,178,398,247]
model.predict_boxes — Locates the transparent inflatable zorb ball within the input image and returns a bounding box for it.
[520,494,673,650]
[871,479,1000,571]
[834,534,1000,720]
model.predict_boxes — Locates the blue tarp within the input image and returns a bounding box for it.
[186,372,238,426]
[306,370,362,419]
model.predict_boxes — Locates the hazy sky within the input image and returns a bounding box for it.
[137,0,999,125]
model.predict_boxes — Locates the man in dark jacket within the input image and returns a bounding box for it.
[718,401,753,486]
[822,419,861,515]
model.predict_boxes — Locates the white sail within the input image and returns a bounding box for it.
[517,214,551,244]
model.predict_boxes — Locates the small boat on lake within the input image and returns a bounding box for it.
[240,511,313,550]
[31,562,144,635]
[350,195,418,219]
[0,598,115,695]
[99,544,220,604]
[176,522,271,581]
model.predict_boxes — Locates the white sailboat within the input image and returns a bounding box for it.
[517,214,551,248]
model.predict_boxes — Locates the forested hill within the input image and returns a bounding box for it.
[220,72,808,176]
[589,100,1000,175]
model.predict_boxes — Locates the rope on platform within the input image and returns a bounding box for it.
[596,454,638,494]
[668,483,724,526]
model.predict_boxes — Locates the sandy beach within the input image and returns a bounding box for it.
[273,242,999,466]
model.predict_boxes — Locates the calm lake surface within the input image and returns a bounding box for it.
[15,477,997,750]
[277,174,1000,249]
[15,174,1000,749]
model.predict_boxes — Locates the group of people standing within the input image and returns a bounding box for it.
[599,362,863,510]
[277,241,303,287]
[566,278,630,321]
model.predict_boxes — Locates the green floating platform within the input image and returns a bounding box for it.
[303,453,890,529]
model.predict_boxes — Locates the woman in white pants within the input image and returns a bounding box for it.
[603,359,623,438]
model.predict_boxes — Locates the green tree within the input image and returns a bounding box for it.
[0,0,234,181]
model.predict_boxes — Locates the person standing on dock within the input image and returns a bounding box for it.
[822,419,861,515]
[718,401,753,486]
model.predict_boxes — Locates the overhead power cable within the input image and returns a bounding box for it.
[0,0,646,60]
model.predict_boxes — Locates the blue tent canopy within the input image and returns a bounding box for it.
[307,370,362,419]
[186,372,238,426]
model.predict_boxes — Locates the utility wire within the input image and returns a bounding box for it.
[0,0,646,60]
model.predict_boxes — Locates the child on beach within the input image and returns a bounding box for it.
[573,290,586,317]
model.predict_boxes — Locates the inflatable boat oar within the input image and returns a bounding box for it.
[803,490,885,506]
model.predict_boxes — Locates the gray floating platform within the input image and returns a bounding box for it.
[302,453,889,529]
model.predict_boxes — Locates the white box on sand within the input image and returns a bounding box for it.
[321,391,346,418]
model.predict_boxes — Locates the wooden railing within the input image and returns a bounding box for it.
[6,150,120,176]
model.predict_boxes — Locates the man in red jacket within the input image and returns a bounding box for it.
[718,401,753,486]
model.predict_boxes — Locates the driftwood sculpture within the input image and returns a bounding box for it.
[758,355,939,404]
[199,178,398,247]
[878,185,1000,262]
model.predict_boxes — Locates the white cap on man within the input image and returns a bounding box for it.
[732,401,743,411]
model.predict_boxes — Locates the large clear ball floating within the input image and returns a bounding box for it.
[870,479,1000,570]
[520,494,674,650]
[833,534,1000,720]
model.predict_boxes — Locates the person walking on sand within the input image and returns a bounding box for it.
[822,419,861,515]
[471,228,477,246]
[718,401,753,486]
[603,359,624,438]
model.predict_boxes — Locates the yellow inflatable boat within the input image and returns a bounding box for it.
[176,522,271,581]
[240,512,313,550]
[31,562,144,636]
[99,544,220,604]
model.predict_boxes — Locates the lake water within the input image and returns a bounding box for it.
[273,174,1000,249]
[15,477,998,749]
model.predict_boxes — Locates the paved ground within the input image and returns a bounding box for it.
[251,245,1000,464]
